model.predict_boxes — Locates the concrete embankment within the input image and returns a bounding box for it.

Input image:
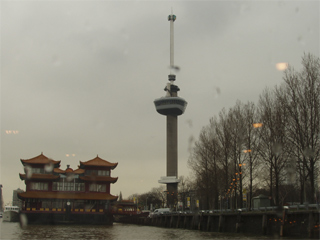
[119,210,320,239]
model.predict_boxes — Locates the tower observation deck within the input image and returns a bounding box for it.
[154,76,187,116]
[154,12,187,208]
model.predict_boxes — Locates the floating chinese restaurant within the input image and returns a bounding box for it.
[112,200,140,222]
[18,153,118,224]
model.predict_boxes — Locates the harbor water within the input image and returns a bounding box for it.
[0,219,300,239]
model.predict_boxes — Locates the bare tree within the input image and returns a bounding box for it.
[215,109,232,197]
[128,186,167,209]
[277,53,320,203]
[188,126,221,209]
[257,88,290,206]
[227,101,247,209]
[242,101,262,209]
[178,176,194,210]
[150,186,167,208]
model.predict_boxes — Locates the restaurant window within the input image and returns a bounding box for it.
[52,182,64,191]
[75,183,85,192]
[97,184,106,192]
[52,201,62,209]
[30,182,48,190]
[64,182,73,191]
[42,201,51,208]
[86,170,98,176]
[89,183,96,191]
[53,181,84,192]
[31,168,44,174]
[86,170,110,176]
[89,183,106,192]
[98,170,110,176]
[57,182,63,191]
[74,200,85,209]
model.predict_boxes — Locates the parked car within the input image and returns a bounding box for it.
[148,208,171,218]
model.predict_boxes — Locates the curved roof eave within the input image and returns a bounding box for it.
[79,155,118,169]
[20,153,61,166]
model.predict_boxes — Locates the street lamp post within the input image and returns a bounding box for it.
[146,197,148,210]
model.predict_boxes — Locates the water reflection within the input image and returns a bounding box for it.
[1,221,282,240]
[18,224,115,239]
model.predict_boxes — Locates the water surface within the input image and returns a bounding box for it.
[0,220,299,239]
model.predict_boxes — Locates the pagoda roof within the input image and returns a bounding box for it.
[19,173,60,181]
[20,153,61,166]
[65,167,73,173]
[73,168,85,174]
[17,191,118,201]
[53,168,65,174]
[53,168,85,174]
[80,155,118,169]
[79,176,118,183]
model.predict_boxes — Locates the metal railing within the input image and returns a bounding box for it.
[155,203,320,216]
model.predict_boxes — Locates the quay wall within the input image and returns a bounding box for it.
[119,210,320,239]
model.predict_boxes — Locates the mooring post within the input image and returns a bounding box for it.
[280,207,288,237]
[192,214,198,230]
[170,215,174,228]
[198,213,202,230]
[191,214,195,230]
[308,212,314,238]
[236,210,242,233]
[218,214,224,232]
[206,215,211,232]
[262,214,267,235]
[176,214,180,228]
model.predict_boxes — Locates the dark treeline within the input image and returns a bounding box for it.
[188,53,320,209]
[127,177,195,210]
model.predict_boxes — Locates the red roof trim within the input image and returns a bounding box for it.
[53,168,65,174]
[53,168,85,174]
[19,173,60,180]
[73,168,85,174]
[18,191,118,201]
[79,176,118,183]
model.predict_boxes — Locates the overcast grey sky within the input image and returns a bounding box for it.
[1,1,319,204]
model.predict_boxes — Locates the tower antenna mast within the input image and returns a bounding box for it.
[168,10,176,75]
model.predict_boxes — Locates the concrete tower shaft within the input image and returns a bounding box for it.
[154,12,187,208]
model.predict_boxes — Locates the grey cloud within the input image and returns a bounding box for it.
[1,1,319,204]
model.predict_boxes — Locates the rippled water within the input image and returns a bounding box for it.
[0,220,287,239]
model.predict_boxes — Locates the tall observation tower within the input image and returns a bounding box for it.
[154,12,187,208]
